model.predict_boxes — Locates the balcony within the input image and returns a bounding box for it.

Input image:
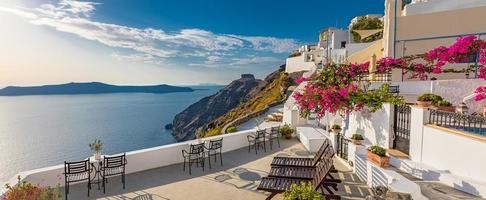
[60,136,371,199]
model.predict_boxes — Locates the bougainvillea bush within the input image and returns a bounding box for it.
[294,36,486,118]
[293,62,404,117]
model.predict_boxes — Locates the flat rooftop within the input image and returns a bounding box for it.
[66,139,372,200]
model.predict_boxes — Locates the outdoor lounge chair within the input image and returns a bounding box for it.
[271,139,329,168]
[268,144,337,180]
[258,156,341,200]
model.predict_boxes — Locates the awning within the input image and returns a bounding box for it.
[352,29,382,39]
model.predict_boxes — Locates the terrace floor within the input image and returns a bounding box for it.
[66,139,373,200]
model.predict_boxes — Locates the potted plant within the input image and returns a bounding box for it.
[350,134,364,145]
[367,145,389,168]
[280,124,294,139]
[416,93,441,107]
[435,100,454,112]
[331,124,341,134]
[89,139,103,160]
[283,182,324,200]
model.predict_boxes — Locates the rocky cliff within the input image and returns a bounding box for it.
[171,74,263,141]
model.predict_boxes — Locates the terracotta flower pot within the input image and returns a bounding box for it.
[367,150,389,168]
[351,139,363,145]
[416,101,432,107]
[284,134,293,139]
[438,106,455,113]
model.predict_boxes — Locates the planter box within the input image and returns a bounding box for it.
[367,150,390,168]
[437,106,455,113]
[416,101,432,107]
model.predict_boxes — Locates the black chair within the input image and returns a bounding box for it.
[64,159,91,199]
[182,143,206,174]
[247,130,266,154]
[101,154,127,193]
[205,138,223,169]
[266,126,281,150]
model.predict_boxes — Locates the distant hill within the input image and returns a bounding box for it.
[0,82,194,96]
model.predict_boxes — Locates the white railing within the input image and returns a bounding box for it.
[0,129,257,196]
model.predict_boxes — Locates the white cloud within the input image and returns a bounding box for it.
[229,56,281,66]
[0,0,300,67]
[189,56,281,68]
[111,53,166,66]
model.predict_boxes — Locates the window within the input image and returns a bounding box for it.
[341,41,346,48]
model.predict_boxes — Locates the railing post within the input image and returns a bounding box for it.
[409,106,429,162]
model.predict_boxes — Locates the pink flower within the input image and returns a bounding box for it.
[294,76,309,84]
[474,93,486,101]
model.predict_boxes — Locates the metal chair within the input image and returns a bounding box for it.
[182,143,206,174]
[64,159,91,199]
[205,138,223,169]
[247,130,266,154]
[101,154,127,193]
[267,126,281,149]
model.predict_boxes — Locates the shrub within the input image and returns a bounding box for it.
[331,124,341,130]
[369,145,387,157]
[227,126,238,133]
[435,100,452,107]
[351,134,364,140]
[351,16,384,43]
[417,93,442,103]
[3,176,61,200]
[283,182,324,200]
[280,124,294,136]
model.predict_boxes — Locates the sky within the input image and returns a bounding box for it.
[0,0,384,87]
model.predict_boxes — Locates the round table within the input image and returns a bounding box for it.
[88,155,104,190]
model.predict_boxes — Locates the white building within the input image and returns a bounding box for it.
[285,44,324,73]
[319,28,349,64]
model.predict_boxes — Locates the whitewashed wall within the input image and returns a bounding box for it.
[404,106,486,197]
[0,129,256,196]
[345,104,394,148]
[420,125,486,196]
[285,54,317,73]
[405,0,486,16]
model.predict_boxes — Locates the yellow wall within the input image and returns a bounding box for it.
[347,39,383,64]
[396,6,486,41]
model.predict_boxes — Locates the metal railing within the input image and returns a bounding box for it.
[429,109,486,136]
[336,134,351,161]
[357,71,392,83]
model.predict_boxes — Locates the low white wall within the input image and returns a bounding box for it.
[285,55,316,73]
[1,129,256,195]
[420,125,486,196]
[354,154,427,200]
[372,79,486,113]
[345,104,394,148]
[407,106,486,197]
